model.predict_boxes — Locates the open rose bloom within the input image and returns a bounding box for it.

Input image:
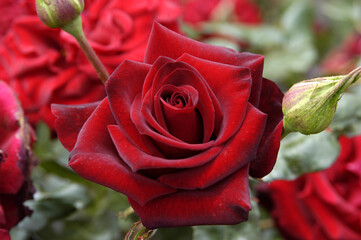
[0,0,181,129]
[0,81,34,239]
[257,136,361,240]
[53,23,283,228]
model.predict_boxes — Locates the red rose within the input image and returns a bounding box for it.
[0,81,35,238]
[53,23,283,228]
[321,32,361,75]
[0,0,181,129]
[257,136,361,240]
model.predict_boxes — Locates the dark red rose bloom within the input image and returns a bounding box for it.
[182,0,262,26]
[321,32,361,75]
[257,136,361,240]
[0,0,181,129]
[53,23,283,229]
[0,81,35,239]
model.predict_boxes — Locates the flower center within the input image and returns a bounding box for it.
[155,84,203,144]
[163,91,189,108]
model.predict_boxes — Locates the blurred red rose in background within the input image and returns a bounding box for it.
[257,135,361,240]
[53,23,283,229]
[321,32,361,75]
[0,81,35,239]
[0,0,181,129]
[182,0,262,26]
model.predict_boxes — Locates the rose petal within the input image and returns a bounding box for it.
[153,84,199,133]
[158,104,266,189]
[108,124,223,171]
[302,174,360,239]
[106,60,162,156]
[0,81,25,194]
[52,101,101,151]
[129,164,251,229]
[257,179,314,240]
[177,53,252,146]
[0,229,10,240]
[142,62,217,142]
[144,22,264,106]
[69,98,176,206]
[249,78,283,178]
[310,173,356,216]
[0,132,25,194]
[131,94,214,158]
[160,85,203,143]
[0,81,20,131]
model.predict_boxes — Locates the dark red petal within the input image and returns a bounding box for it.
[131,94,214,157]
[52,101,101,151]
[257,179,314,240]
[129,164,252,229]
[160,86,203,144]
[144,22,264,106]
[145,64,216,142]
[177,53,251,145]
[326,136,357,178]
[152,84,199,132]
[141,58,220,143]
[311,173,355,215]
[142,56,174,98]
[108,124,222,171]
[303,174,360,239]
[250,78,283,178]
[158,104,266,189]
[0,229,10,240]
[69,98,176,206]
[106,60,162,156]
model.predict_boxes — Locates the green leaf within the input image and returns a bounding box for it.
[329,88,361,136]
[264,131,340,181]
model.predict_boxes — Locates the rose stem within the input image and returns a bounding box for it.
[62,16,109,83]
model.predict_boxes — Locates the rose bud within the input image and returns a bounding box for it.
[282,67,361,135]
[0,80,35,238]
[35,0,84,29]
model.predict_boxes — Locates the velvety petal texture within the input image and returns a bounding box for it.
[54,23,283,228]
[0,81,35,236]
[257,136,361,240]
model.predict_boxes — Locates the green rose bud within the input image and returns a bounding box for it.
[36,0,84,29]
[282,67,361,135]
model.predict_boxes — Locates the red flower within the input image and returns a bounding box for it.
[257,136,361,240]
[321,32,361,75]
[0,0,181,129]
[53,23,283,228]
[0,81,35,238]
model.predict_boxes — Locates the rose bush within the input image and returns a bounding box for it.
[0,0,181,129]
[257,136,361,240]
[0,81,35,239]
[53,23,283,228]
